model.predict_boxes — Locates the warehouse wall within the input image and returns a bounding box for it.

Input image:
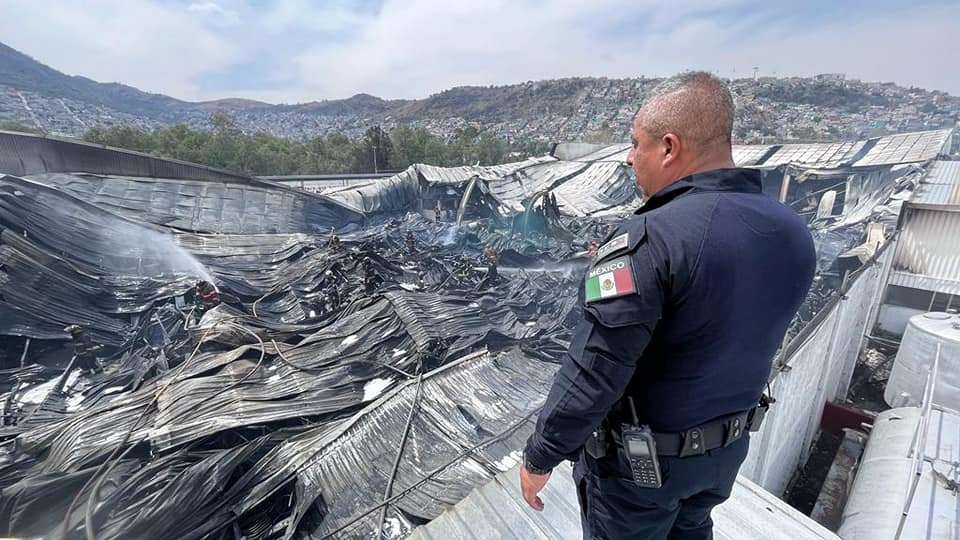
[739,243,894,495]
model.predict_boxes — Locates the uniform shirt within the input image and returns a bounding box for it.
[524,167,816,472]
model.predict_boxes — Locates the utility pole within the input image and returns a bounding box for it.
[373,127,379,173]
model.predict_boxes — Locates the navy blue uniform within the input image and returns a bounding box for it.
[524,168,816,539]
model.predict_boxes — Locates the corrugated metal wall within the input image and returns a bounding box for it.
[740,245,893,495]
[890,209,960,295]
[0,130,250,182]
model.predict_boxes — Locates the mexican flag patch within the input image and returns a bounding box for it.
[585,255,636,303]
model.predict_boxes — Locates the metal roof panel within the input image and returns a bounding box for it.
[411,462,839,540]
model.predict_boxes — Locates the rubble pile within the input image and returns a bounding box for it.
[0,170,608,538]
[0,139,906,537]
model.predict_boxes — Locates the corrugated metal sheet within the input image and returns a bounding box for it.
[409,462,839,540]
[323,168,421,214]
[545,130,948,171]
[892,210,960,294]
[552,161,637,216]
[762,141,865,169]
[415,156,557,185]
[241,348,559,538]
[732,144,776,167]
[888,270,960,296]
[21,172,361,234]
[908,160,960,210]
[0,130,249,182]
[484,160,590,212]
[910,182,960,210]
[921,160,960,185]
[572,143,630,162]
[852,129,951,167]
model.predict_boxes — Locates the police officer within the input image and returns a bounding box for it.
[519,72,816,539]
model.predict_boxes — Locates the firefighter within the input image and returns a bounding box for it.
[482,244,499,284]
[362,256,382,293]
[64,325,103,372]
[327,234,342,252]
[404,232,416,255]
[194,280,221,316]
[587,240,599,261]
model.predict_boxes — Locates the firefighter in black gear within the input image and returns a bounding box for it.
[482,244,499,284]
[455,254,474,281]
[64,325,102,372]
[194,280,221,317]
[327,234,342,252]
[404,232,417,256]
[520,73,817,539]
[362,256,382,293]
[320,270,341,315]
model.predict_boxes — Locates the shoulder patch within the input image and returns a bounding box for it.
[585,255,636,303]
[594,233,628,262]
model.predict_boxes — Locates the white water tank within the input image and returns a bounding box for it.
[884,311,960,411]
[838,407,960,539]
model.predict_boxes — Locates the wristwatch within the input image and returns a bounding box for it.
[522,450,553,475]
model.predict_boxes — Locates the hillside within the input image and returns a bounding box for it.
[1,41,958,144]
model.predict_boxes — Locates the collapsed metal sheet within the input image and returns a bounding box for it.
[25,171,362,234]
[0,137,920,539]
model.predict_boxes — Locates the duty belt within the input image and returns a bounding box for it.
[609,410,751,457]
[585,395,773,460]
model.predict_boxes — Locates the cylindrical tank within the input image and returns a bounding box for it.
[884,311,960,411]
[838,407,959,539]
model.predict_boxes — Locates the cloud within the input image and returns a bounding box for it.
[187,1,241,26]
[282,0,960,100]
[0,0,240,100]
[1,0,958,103]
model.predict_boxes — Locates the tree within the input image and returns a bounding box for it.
[84,125,155,153]
[352,125,393,172]
[475,133,506,165]
[390,125,449,169]
[0,120,43,134]
[77,122,546,175]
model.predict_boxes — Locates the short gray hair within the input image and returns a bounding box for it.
[638,71,734,149]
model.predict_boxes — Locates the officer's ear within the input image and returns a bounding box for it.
[661,133,681,168]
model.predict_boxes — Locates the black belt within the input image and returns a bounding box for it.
[610,410,750,457]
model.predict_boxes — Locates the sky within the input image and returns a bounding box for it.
[1,0,958,104]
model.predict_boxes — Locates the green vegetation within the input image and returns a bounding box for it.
[0,120,43,134]
[81,114,551,175]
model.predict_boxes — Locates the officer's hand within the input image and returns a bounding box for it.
[519,465,551,511]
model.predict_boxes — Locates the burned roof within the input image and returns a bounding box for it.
[555,129,953,170]
[0,129,939,538]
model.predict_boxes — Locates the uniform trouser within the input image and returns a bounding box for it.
[573,434,749,540]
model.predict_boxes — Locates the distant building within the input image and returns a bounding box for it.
[815,73,846,83]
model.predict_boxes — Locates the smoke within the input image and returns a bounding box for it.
[500,260,585,278]
[102,222,216,285]
[438,225,460,246]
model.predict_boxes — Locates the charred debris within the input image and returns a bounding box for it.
[0,133,920,539]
